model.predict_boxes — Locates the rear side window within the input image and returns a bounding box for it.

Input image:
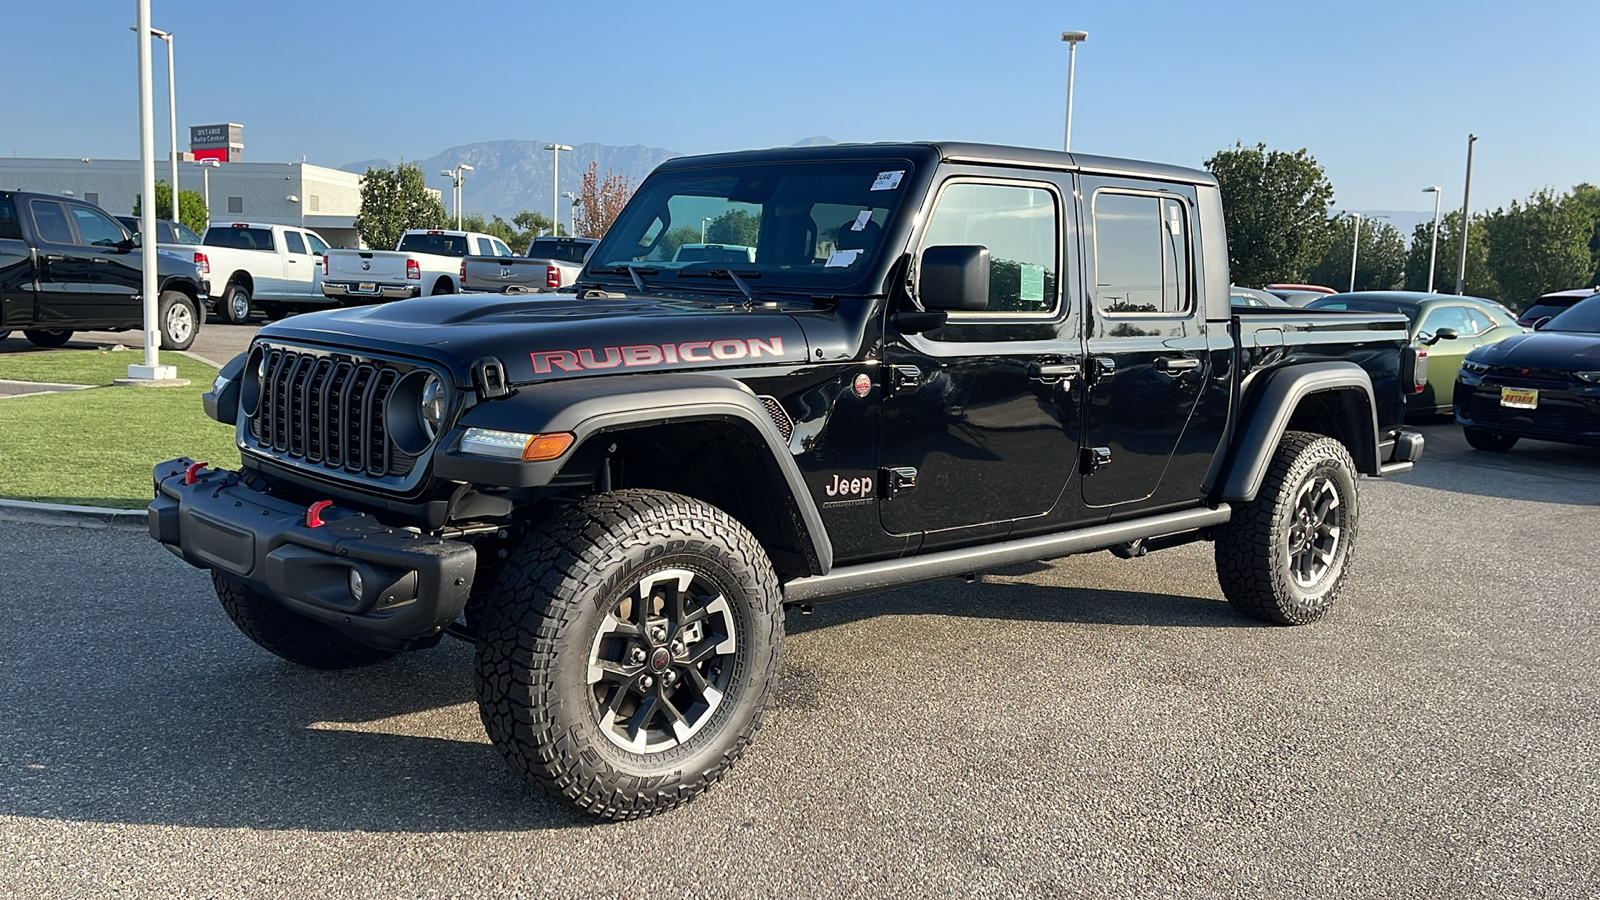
[284,231,307,254]
[527,238,592,264]
[919,181,1060,315]
[1092,191,1192,315]
[396,232,470,256]
[205,226,276,251]
[0,198,21,240]
[29,200,75,244]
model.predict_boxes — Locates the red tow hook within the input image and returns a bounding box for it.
[183,461,209,485]
[305,500,335,528]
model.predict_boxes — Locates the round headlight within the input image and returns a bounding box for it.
[419,375,446,438]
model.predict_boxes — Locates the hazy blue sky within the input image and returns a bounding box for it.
[11,0,1596,217]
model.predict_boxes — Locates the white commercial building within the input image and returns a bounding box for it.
[0,157,364,249]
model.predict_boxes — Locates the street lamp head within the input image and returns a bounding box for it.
[1061,30,1088,43]
[459,164,474,172]
[1423,186,1442,193]
[196,159,218,167]
[545,143,573,152]
[440,170,454,177]
[130,25,172,40]
[286,195,299,203]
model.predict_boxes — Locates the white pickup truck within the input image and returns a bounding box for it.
[322,229,513,304]
[199,222,333,323]
[460,236,598,293]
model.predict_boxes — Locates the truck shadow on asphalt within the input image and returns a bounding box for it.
[0,574,1244,834]
[1391,421,1600,505]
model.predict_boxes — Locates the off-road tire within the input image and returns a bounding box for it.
[158,290,199,350]
[0,331,11,342]
[472,489,784,820]
[212,572,396,669]
[1463,427,1518,453]
[221,283,253,325]
[1214,431,1359,625]
[23,328,73,348]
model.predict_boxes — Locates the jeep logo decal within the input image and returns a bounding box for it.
[530,337,786,374]
[824,473,873,499]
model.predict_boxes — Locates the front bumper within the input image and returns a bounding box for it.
[322,281,420,301]
[148,458,477,651]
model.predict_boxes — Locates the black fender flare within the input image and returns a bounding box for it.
[1216,361,1380,503]
[433,373,833,574]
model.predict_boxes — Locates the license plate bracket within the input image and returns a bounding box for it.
[1500,386,1538,409]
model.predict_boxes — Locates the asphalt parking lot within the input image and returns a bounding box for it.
[0,319,261,367]
[2,422,1597,899]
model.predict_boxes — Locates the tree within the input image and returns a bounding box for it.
[657,225,701,261]
[1204,142,1336,286]
[705,210,760,247]
[1568,183,1600,285]
[1483,188,1593,308]
[1403,210,1499,298]
[354,162,447,250]
[132,180,208,231]
[1306,216,1406,291]
[512,210,555,240]
[572,162,636,238]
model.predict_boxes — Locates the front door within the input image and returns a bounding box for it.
[65,204,142,324]
[1078,178,1210,508]
[880,173,1083,541]
[26,199,96,329]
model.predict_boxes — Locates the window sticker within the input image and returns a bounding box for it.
[826,248,863,267]
[850,209,873,232]
[1168,203,1183,235]
[870,170,904,191]
[1020,264,1045,303]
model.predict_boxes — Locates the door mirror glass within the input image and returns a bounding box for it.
[1433,327,1459,341]
[918,245,990,311]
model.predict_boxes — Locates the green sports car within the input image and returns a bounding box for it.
[1306,292,1526,416]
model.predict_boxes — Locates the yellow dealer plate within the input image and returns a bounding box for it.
[1500,387,1538,409]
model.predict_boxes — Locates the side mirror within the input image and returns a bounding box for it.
[1434,327,1459,341]
[918,245,990,312]
[119,236,138,251]
[1533,316,1552,331]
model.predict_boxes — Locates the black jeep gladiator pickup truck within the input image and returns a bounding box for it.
[150,142,1425,820]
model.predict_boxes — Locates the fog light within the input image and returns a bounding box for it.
[348,568,364,601]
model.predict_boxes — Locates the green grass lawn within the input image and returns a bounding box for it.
[0,350,240,508]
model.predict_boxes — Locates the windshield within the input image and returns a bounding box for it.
[587,159,916,290]
[1544,296,1600,333]
[526,238,594,264]
[397,232,471,256]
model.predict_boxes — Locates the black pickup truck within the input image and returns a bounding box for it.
[150,142,1424,820]
[0,191,209,349]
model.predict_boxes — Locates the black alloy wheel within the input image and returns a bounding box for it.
[23,329,73,348]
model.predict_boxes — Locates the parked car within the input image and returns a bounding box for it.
[116,216,204,247]
[1305,291,1524,415]
[1516,287,1599,327]
[1455,294,1600,451]
[1230,286,1291,308]
[200,222,333,324]
[0,191,208,349]
[461,236,597,293]
[323,229,512,304]
[154,141,1425,821]
[1275,290,1339,308]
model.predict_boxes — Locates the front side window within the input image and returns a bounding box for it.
[284,231,307,255]
[1420,305,1473,337]
[589,159,915,291]
[172,222,203,245]
[919,181,1059,315]
[305,232,330,255]
[1092,191,1191,315]
[68,204,128,247]
[492,238,513,258]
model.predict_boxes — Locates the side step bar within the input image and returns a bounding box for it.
[782,504,1232,605]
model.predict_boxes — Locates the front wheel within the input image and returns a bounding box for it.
[472,490,784,820]
[220,283,253,325]
[23,329,73,348]
[158,291,199,350]
[1464,427,1518,453]
[258,303,288,321]
[1214,431,1359,625]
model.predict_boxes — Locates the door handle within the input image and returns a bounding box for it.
[91,258,109,264]
[1027,360,1081,381]
[43,254,64,262]
[1157,356,1201,373]
[1089,357,1117,383]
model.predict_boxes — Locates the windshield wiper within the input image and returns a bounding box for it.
[587,265,657,293]
[677,267,760,302]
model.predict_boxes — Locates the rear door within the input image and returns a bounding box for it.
[1078,177,1210,508]
[26,199,97,328]
[281,230,316,297]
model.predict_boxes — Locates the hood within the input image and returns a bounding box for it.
[1472,331,1600,367]
[255,292,813,386]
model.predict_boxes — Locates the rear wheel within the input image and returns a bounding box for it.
[1463,427,1518,453]
[158,291,199,350]
[433,277,454,295]
[213,573,396,669]
[472,489,784,820]
[23,329,73,348]
[220,283,253,325]
[1214,431,1359,625]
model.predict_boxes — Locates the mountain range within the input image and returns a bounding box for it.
[341,137,840,225]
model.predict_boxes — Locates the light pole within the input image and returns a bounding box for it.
[562,190,576,237]
[439,165,473,230]
[127,0,172,382]
[701,216,713,243]
[1348,212,1363,292]
[1423,186,1443,293]
[195,158,218,224]
[1060,31,1088,152]
[1454,134,1478,295]
[545,143,572,236]
[130,25,177,225]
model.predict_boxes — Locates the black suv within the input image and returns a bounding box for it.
[150,142,1424,819]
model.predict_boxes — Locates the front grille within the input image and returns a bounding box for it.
[1464,392,1600,435]
[1483,368,1574,391]
[247,347,420,479]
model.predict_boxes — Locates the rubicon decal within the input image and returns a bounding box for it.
[531,337,787,374]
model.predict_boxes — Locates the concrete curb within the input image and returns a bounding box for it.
[0,498,146,530]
